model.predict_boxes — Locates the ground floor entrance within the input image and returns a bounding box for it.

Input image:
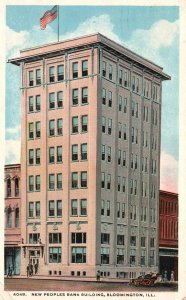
[159,248,178,281]
[4,247,21,275]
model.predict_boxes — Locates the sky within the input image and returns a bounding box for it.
[5,5,179,192]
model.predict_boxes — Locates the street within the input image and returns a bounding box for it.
[4,278,178,292]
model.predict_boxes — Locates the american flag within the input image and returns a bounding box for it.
[40,6,58,30]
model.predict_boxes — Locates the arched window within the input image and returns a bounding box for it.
[15,178,19,197]
[7,207,12,228]
[7,178,11,197]
[15,208,19,227]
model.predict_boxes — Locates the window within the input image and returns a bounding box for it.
[119,70,122,85]
[82,60,88,77]
[117,202,120,218]
[36,95,41,111]
[130,249,136,265]
[49,200,55,217]
[123,151,126,167]
[117,235,124,245]
[29,202,34,218]
[72,62,78,78]
[141,237,146,247]
[141,249,146,265]
[101,172,105,188]
[150,250,155,265]
[29,176,34,192]
[49,147,55,163]
[118,176,121,191]
[81,115,88,132]
[29,149,34,165]
[107,200,110,216]
[80,199,87,216]
[57,146,62,162]
[29,123,34,139]
[102,61,106,77]
[101,199,104,216]
[49,247,61,263]
[72,89,78,105]
[72,116,78,133]
[49,120,55,136]
[81,143,87,160]
[72,144,78,161]
[130,236,136,246]
[15,178,19,197]
[107,174,111,190]
[81,171,87,188]
[102,145,105,161]
[57,200,62,217]
[57,118,63,135]
[57,65,64,81]
[107,146,111,162]
[117,249,124,264]
[36,121,40,138]
[109,65,113,80]
[72,232,86,243]
[136,78,139,93]
[101,247,109,264]
[102,88,106,105]
[49,233,62,244]
[123,124,127,140]
[29,233,40,244]
[29,70,34,86]
[82,87,88,104]
[101,233,110,244]
[36,148,40,164]
[57,173,62,189]
[134,180,137,195]
[15,208,19,227]
[124,71,128,87]
[72,172,78,188]
[102,117,106,133]
[119,96,122,111]
[36,202,40,217]
[71,199,77,215]
[118,123,122,139]
[124,98,127,113]
[108,119,112,135]
[29,96,34,112]
[108,91,112,107]
[7,207,12,228]
[132,127,134,143]
[49,92,55,109]
[49,174,55,190]
[122,203,125,218]
[132,101,135,116]
[57,91,63,108]
[132,76,135,91]
[35,175,40,191]
[36,69,41,85]
[49,66,55,83]
[150,238,155,248]
[135,103,138,118]
[72,247,86,263]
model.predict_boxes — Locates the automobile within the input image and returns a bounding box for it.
[129,273,160,287]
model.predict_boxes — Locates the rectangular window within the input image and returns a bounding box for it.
[102,88,106,105]
[36,148,40,165]
[141,237,146,247]
[122,203,125,218]
[124,98,127,113]
[71,199,77,215]
[36,121,40,138]
[57,200,62,217]
[15,208,19,227]
[29,149,34,165]
[82,60,88,77]
[80,199,87,216]
[130,179,133,194]
[119,69,122,85]
[49,147,55,163]
[35,175,40,191]
[29,233,40,244]
[72,89,78,105]
[101,247,109,264]
[130,236,136,247]
[132,75,135,91]
[117,248,124,264]
[29,176,34,192]
[132,127,134,143]
[117,235,124,246]
[101,199,104,216]
[29,70,34,86]
[108,91,112,107]
[81,115,88,132]
[102,61,106,77]
[150,238,155,248]
[36,69,41,85]
[141,249,146,266]
[57,146,62,162]
[49,200,55,217]
[101,233,110,244]
[49,92,55,109]
[49,174,55,190]
[36,95,41,111]
[71,247,86,263]
[117,202,120,218]
[82,87,88,104]
[108,119,112,135]
[101,172,105,188]
[49,247,61,263]
[72,144,78,161]
[35,201,40,217]
[109,65,113,80]
[29,96,34,112]
[124,71,128,87]
[118,123,122,139]
[102,116,106,133]
[107,200,110,217]
[29,123,34,139]
[57,118,63,135]
[71,232,86,244]
[122,177,126,193]
[72,116,78,133]
[49,120,55,136]
[81,143,87,160]
[130,249,136,266]
[49,233,62,244]
[136,78,139,93]
[107,146,111,162]
[150,250,155,265]
[107,174,111,190]
[49,66,55,83]
[102,145,105,161]
[81,171,87,188]
[132,101,135,116]
[72,62,78,78]
[123,151,126,167]
[57,91,63,108]
[119,96,122,111]
[57,65,64,81]
[29,202,34,217]
[135,103,138,118]
[118,176,121,192]
[72,172,78,188]
[57,173,62,189]
[123,124,127,140]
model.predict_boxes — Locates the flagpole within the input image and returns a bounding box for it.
[57,5,59,42]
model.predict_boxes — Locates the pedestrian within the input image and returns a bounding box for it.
[96,270,100,281]
[7,265,11,278]
[164,270,168,282]
[26,264,30,277]
[170,270,175,282]
[30,263,33,276]
[34,262,38,275]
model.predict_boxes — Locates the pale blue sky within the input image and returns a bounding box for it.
[6,6,179,167]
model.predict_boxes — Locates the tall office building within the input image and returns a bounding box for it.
[9,33,170,279]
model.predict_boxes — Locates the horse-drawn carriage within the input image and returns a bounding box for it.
[129,273,159,287]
